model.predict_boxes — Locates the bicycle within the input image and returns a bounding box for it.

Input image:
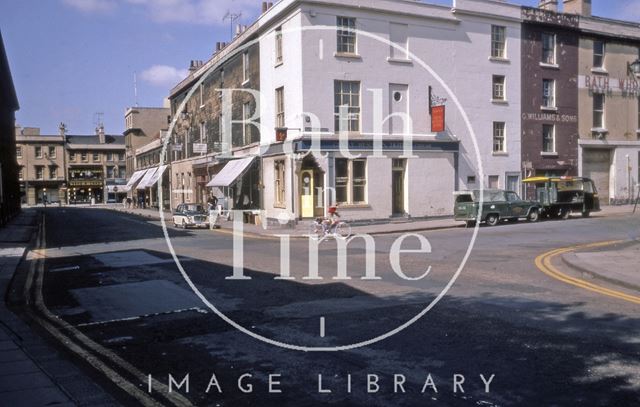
[309,217,352,240]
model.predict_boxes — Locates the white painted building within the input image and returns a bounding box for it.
[256,0,523,222]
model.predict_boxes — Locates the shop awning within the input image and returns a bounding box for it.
[206,156,255,187]
[144,165,168,188]
[136,167,158,190]
[125,170,147,190]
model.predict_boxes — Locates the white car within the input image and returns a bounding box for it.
[172,204,209,229]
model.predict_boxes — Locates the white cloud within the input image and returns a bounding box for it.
[62,0,116,13]
[139,65,189,87]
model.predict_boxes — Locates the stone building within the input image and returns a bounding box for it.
[129,133,170,209]
[15,127,67,205]
[65,127,126,204]
[0,30,20,226]
[168,36,261,210]
[123,105,170,179]
[574,1,640,204]
[520,1,580,198]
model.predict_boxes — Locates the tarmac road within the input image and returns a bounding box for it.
[26,207,640,406]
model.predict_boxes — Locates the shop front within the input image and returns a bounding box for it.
[68,168,104,204]
[206,156,261,216]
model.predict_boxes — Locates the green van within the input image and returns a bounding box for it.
[454,189,542,227]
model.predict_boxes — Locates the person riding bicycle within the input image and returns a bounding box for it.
[323,205,340,234]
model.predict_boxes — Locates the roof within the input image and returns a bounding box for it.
[65,135,125,145]
[0,30,19,112]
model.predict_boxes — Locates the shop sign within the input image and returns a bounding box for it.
[173,143,183,152]
[431,105,445,133]
[522,112,578,123]
[193,143,207,154]
[580,75,640,96]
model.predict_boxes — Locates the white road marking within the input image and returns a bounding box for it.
[320,316,325,338]
[75,306,208,327]
[49,265,80,272]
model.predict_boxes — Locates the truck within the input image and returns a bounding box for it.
[522,177,601,219]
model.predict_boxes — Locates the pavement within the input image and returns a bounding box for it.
[562,239,640,292]
[0,209,119,407]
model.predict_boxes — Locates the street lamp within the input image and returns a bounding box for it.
[42,187,47,207]
[628,59,640,76]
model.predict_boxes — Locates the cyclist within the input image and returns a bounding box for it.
[322,205,340,234]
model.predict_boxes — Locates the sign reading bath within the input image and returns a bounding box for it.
[70,280,203,324]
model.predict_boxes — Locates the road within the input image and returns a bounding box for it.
[23,207,640,406]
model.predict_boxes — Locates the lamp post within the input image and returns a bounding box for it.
[42,187,47,207]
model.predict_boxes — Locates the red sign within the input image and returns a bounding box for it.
[431,105,445,133]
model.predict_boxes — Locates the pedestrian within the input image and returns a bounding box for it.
[208,194,219,230]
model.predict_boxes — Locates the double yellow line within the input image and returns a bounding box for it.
[535,240,640,305]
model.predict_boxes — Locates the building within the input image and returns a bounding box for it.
[15,127,66,205]
[255,0,523,223]
[65,126,126,204]
[574,1,640,204]
[123,105,170,179]
[168,39,261,210]
[0,30,20,226]
[520,1,580,199]
[130,133,170,209]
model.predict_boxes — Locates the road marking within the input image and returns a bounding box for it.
[49,265,80,273]
[75,306,208,327]
[320,316,325,338]
[535,240,640,305]
[27,214,194,407]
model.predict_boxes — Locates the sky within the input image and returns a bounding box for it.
[1,0,639,135]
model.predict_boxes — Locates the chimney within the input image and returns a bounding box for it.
[97,125,105,144]
[539,0,558,12]
[235,24,242,37]
[268,2,273,9]
[563,0,591,16]
[262,1,268,13]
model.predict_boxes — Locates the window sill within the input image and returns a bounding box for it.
[386,57,412,65]
[336,203,371,209]
[492,152,508,156]
[541,152,558,157]
[591,67,608,75]
[540,106,558,112]
[489,56,510,64]
[273,204,286,209]
[491,99,508,105]
[539,62,560,69]
[591,127,608,134]
[334,52,362,60]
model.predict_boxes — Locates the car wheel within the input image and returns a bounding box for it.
[561,209,570,220]
[486,214,499,226]
[527,209,540,223]
[582,211,591,218]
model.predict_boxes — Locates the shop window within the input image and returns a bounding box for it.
[335,158,367,204]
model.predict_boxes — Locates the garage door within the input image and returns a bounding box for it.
[583,149,611,203]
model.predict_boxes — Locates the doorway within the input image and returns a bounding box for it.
[392,159,406,215]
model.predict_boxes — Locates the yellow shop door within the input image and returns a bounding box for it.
[301,170,314,218]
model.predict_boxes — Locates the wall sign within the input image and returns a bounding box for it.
[431,105,446,133]
[579,75,640,96]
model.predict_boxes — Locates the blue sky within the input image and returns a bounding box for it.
[1,0,638,135]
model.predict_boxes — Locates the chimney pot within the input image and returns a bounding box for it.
[262,1,268,13]
[539,0,558,12]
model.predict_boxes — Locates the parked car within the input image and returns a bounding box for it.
[172,203,209,229]
[523,176,600,219]
[454,189,541,227]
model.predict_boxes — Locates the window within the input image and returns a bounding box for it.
[542,33,556,64]
[18,167,23,180]
[467,176,476,185]
[491,25,506,58]
[35,146,42,158]
[242,103,252,145]
[275,26,283,64]
[107,166,114,178]
[542,79,555,108]
[274,160,286,207]
[107,152,113,161]
[488,175,500,189]
[16,146,21,158]
[35,166,44,180]
[81,152,88,162]
[119,153,124,161]
[335,158,367,204]
[389,22,408,60]
[48,146,56,158]
[492,75,505,101]
[334,80,360,132]
[275,87,285,128]
[337,17,356,54]
[542,124,555,153]
[242,51,249,82]
[593,93,605,129]
[493,122,506,153]
[49,166,57,180]
[593,40,605,68]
